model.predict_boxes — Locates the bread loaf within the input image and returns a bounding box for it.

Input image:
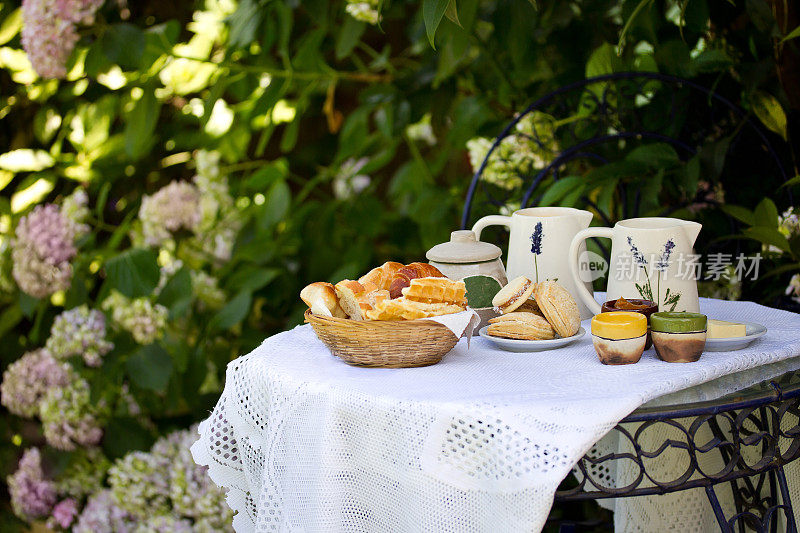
[359,261,404,291]
[300,282,347,318]
[388,262,445,299]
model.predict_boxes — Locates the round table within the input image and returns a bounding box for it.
[192,297,800,533]
[557,363,800,533]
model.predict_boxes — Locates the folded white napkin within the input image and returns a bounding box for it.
[423,309,481,344]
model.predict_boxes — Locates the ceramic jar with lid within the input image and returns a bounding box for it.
[426,230,508,285]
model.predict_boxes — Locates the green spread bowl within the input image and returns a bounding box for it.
[650,312,707,333]
[650,312,707,363]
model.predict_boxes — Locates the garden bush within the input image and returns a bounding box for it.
[0,0,797,530]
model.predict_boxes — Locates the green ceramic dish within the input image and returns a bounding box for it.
[650,312,707,333]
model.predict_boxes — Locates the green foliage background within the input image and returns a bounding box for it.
[0,0,799,528]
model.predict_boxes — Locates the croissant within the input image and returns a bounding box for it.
[300,282,347,318]
[359,261,404,291]
[388,262,445,299]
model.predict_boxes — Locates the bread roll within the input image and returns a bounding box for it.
[334,280,370,320]
[388,262,445,299]
[359,261,404,291]
[300,282,347,318]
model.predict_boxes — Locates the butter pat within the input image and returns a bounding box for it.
[708,319,746,339]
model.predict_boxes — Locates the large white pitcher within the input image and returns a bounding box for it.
[568,217,702,315]
[472,207,595,319]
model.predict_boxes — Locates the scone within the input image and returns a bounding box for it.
[487,312,555,340]
[491,276,535,314]
[533,280,580,338]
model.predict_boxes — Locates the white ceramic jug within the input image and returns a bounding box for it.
[472,207,595,319]
[568,217,702,315]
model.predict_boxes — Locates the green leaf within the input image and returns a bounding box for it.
[626,143,680,168]
[124,89,161,159]
[750,91,787,140]
[753,197,779,228]
[0,149,54,172]
[336,16,366,60]
[126,343,173,392]
[720,205,755,226]
[18,292,39,317]
[540,176,585,206]
[245,160,287,192]
[780,24,800,43]
[0,306,23,339]
[445,0,462,27]
[257,179,291,231]
[208,290,252,332]
[156,267,193,318]
[743,227,792,254]
[102,417,155,459]
[781,175,800,189]
[0,7,22,46]
[463,275,502,308]
[228,0,264,48]
[746,0,778,35]
[102,23,146,70]
[586,42,620,77]
[423,0,450,48]
[225,267,279,293]
[105,248,160,298]
[692,48,733,73]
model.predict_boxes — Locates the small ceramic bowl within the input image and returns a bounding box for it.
[650,312,707,363]
[601,297,658,349]
[591,312,648,365]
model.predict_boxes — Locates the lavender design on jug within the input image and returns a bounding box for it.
[530,222,543,283]
[655,238,681,311]
[627,236,654,302]
[628,236,682,311]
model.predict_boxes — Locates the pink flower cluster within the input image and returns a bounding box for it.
[139,181,202,246]
[0,349,72,418]
[7,448,57,521]
[21,0,105,79]
[12,203,80,298]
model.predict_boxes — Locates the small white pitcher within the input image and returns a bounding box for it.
[568,217,702,315]
[472,207,595,319]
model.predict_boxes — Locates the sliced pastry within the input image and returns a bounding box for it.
[487,311,555,340]
[401,277,467,306]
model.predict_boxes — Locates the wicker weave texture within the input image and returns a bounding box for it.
[305,309,458,367]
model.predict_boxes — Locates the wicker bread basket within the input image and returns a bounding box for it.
[304,309,458,367]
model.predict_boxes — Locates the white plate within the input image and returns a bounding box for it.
[479,326,586,352]
[704,322,767,352]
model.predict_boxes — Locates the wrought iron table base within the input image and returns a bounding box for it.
[554,384,800,532]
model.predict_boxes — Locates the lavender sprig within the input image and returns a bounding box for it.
[530,222,543,255]
[530,222,543,283]
[655,239,675,273]
[627,236,648,267]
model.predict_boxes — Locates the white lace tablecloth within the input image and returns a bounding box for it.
[191,297,800,532]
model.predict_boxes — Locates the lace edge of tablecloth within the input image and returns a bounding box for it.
[191,417,257,533]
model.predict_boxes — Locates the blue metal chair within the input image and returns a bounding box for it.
[461,72,798,533]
